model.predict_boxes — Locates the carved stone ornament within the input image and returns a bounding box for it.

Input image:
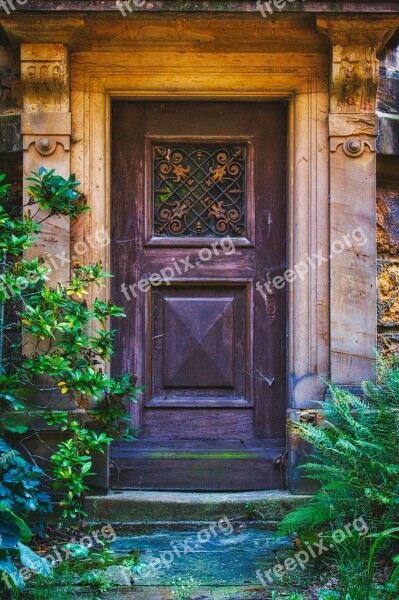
[343,139,365,157]
[35,137,56,155]
[330,137,376,156]
[23,135,70,155]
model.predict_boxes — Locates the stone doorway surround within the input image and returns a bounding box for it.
[1,11,398,493]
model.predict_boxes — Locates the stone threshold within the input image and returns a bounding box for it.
[84,490,310,524]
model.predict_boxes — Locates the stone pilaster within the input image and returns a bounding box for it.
[21,44,71,285]
[317,16,398,387]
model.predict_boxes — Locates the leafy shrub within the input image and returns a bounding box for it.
[0,169,140,521]
[0,439,51,517]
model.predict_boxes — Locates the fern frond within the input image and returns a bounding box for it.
[278,500,333,535]
[283,354,399,537]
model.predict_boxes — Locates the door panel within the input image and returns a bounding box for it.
[149,284,249,406]
[111,101,287,490]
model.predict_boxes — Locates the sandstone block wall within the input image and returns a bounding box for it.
[377,37,399,356]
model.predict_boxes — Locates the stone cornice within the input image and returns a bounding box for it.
[0,13,329,52]
[1,11,397,54]
[3,1,399,13]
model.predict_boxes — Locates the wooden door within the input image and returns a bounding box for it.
[111,101,287,490]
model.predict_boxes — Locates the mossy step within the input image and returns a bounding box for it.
[100,585,298,599]
[85,490,309,524]
[40,585,303,599]
[95,525,313,598]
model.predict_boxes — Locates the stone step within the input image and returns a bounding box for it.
[101,588,293,599]
[97,525,311,599]
[75,495,314,598]
[84,490,309,524]
[58,585,302,599]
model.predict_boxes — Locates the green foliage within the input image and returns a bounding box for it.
[51,425,112,520]
[278,356,399,599]
[0,169,141,522]
[327,536,383,600]
[0,505,52,589]
[279,355,399,536]
[26,168,89,220]
[366,527,399,599]
[24,538,124,596]
[0,438,51,517]
[79,569,114,593]
[4,538,120,598]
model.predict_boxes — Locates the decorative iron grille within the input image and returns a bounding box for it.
[153,145,246,237]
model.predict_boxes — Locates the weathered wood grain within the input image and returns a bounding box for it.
[111,100,287,489]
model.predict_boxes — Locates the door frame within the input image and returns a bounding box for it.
[70,50,331,492]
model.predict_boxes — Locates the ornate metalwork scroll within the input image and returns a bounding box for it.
[153,145,246,237]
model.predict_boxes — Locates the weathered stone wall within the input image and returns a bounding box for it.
[0,32,22,180]
[377,37,399,356]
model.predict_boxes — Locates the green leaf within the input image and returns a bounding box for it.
[5,423,29,435]
[0,558,25,588]
[0,507,32,545]
[0,512,21,547]
[17,542,53,577]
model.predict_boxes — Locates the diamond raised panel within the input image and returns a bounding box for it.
[164,297,234,388]
[148,283,250,407]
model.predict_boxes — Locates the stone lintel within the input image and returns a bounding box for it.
[3,1,399,13]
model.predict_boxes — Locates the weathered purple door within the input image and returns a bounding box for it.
[111,101,287,490]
